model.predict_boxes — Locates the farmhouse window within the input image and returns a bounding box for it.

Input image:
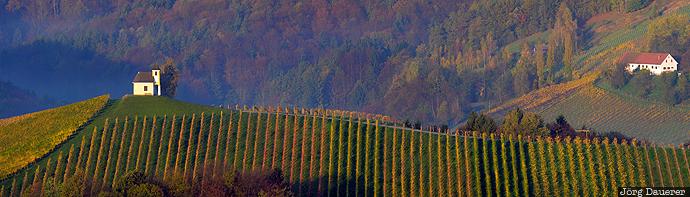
[144,86,148,91]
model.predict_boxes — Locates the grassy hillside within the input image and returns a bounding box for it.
[1,101,688,196]
[0,95,108,179]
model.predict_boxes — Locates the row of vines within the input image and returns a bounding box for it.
[1,108,689,196]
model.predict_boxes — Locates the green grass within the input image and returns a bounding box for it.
[0,95,109,179]
[2,100,688,196]
[100,95,224,117]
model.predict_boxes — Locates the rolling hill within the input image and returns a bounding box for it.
[0,96,688,196]
[0,95,108,179]
[485,2,690,145]
[540,86,690,144]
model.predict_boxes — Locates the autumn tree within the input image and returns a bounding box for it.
[500,108,548,136]
[512,43,536,96]
[155,58,179,97]
[464,112,497,133]
[556,3,577,80]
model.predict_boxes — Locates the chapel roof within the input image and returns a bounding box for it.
[132,72,154,83]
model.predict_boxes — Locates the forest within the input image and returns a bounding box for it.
[0,0,657,124]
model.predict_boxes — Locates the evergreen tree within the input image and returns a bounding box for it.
[158,59,179,97]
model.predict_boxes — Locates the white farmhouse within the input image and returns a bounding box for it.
[132,67,161,96]
[625,53,678,75]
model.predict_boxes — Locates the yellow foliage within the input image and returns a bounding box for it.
[0,95,109,179]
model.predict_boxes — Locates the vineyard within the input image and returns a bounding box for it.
[1,106,688,196]
[541,86,690,144]
[0,95,109,179]
[485,72,599,119]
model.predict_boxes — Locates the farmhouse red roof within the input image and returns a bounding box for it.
[627,53,670,65]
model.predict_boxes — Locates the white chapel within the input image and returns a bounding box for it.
[132,66,161,96]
